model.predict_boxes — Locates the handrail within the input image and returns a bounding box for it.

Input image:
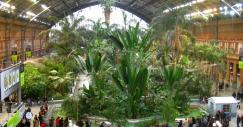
[0,102,24,126]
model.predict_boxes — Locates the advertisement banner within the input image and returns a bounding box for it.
[7,111,21,127]
[0,65,20,100]
[239,61,243,69]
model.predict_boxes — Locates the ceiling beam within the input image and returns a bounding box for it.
[127,0,137,6]
[50,0,151,26]
[136,0,159,10]
[116,3,151,23]
[62,0,71,9]
[49,7,62,17]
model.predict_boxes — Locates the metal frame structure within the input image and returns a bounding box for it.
[0,0,240,26]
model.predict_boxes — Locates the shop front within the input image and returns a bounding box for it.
[0,63,22,113]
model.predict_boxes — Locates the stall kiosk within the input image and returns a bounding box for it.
[208,97,237,117]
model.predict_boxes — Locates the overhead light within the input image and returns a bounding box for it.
[26,11,36,16]
[41,4,49,10]
[11,6,16,9]
[162,0,206,13]
[1,2,10,8]
[0,1,16,11]
[230,11,235,16]
[31,0,38,4]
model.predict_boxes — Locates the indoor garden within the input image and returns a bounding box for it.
[23,9,227,127]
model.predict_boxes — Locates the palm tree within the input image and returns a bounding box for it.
[100,0,117,25]
[151,9,203,58]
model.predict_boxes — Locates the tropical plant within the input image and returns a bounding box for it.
[100,0,117,24]
[109,23,152,53]
[48,70,73,96]
[112,54,149,119]
[22,63,47,100]
[80,50,107,74]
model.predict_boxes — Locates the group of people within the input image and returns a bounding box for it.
[177,112,231,127]
[76,117,91,127]
[236,114,243,127]
[232,91,243,101]
[17,108,33,127]
[33,103,49,127]
[55,116,69,127]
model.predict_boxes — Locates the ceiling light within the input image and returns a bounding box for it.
[31,0,38,3]
[230,11,235,16]
[197,0,205,3]
[11,6,15,9]
[26,11,36,16]
[41,4,48,10]
[192,1,197,4]
[1,2,10,8]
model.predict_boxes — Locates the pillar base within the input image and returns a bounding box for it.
[231,82,238,89]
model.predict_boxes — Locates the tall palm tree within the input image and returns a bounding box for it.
[100,0,117,25]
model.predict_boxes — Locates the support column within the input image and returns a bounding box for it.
[240,68,243,88]
[235,42,239,54]
[32,29,36,57]
[39,35,42,56]
[233,61,238,89]
[4,23,11,67]
[18,87,21,104]
[226,61,230,85]
[20,27,26,62]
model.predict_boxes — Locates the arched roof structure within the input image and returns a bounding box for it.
[0,0,240,26]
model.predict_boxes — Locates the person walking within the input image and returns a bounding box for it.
[33,115,39,127]
[56,116,60,127]
[237,115,241,127]
[241,115,243,127]
[40,122,47,127]
[178,120,183,127]
[233,91,236,98]
[85,118,91,127]
[38,114,43,124]
[76,119,84,127]
[49,116,54,127]
[237,91,241,100]
[240,91,243,102]
[60,117,64,127]
[64,117,69,127]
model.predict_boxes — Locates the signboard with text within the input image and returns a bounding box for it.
[0,64,20,100]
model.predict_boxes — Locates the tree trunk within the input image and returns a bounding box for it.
[104,8,111,25]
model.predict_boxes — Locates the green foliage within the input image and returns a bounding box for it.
[109,23,153,53]
[36,12,226,126]
[81,50,106,74]
[112,54,149,119]
[100,0,116,10]
[22,63,47,100]
[61,98,79,119]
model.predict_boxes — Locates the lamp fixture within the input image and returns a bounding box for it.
[41,4,49,10]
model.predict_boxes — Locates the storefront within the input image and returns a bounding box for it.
[0,63,22,112]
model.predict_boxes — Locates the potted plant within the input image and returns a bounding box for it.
[100,0,116,25]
